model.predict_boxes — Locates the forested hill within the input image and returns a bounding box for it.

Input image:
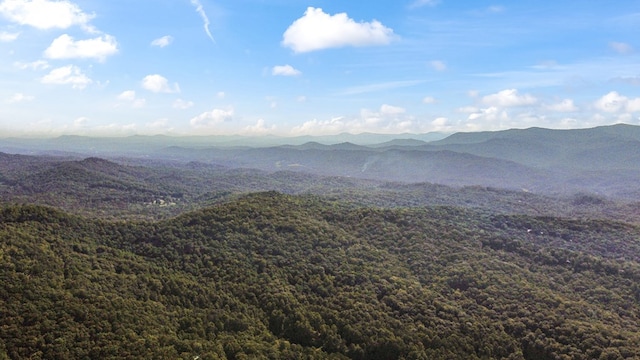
[2,192,640,359]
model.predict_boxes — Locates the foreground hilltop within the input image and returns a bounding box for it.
[2,192,640,359]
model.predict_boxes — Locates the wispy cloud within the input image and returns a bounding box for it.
[409,0,440,9]
[0,31,20,42]
[190,0,215,43]
[429,60,447,71]
[6,92,34,103]
[272,65,301,76]
[337,80,425,96]
[151,35,173,48]
[609,41,633,55]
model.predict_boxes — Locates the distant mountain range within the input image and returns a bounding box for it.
[1,124,639,198]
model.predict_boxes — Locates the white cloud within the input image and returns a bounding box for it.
[627,98,640,113]
[141,74,180,93]
[380,104,406,115]
[243,119,276,135]
[282,7,394,53]
[481,89,537,107]
[117,90,136,102]
[173,98,194,110]
[151,35,173,48]
[431,117,455,132]
[190,107,234,128]
[6,92,34,103]
[0,31,19,41]
[594,91,640,113]
[0,0,94,31]
[422,96,436,104]
[297,95,307,102]
[216,91,226,98]
[337,80,424,96]
[144,118,174,134]
[467,106,508,122]
[272,64,301,76]
[117,90,145,108]
[14,59,49,70]
[44,34,118,62]
[429,60,447,71]
[290,104,419,135]
[74,117,88,127]
[41,65,91,89]
[189,0,214,42]
[610,41,633,55]
[545,99,578,112]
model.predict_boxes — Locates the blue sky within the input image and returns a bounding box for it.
[0,0,639,137]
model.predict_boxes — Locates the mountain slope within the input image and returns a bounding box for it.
[2,193,640,359]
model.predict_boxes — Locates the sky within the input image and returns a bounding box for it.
[0,0,639,137]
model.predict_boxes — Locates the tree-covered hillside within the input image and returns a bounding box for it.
[2,193,640,359]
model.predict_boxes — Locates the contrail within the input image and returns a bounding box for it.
[190,0,215,43]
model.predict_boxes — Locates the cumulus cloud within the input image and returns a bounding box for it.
[0,30,19,41]
[467,106,508,122]
[610,41,633,55]
[544,99,578,112]
[282,7,394,53]
[594,91,640,113]
[173,98,194,110]
[41,65,92,89]
[44,34,118,61]
[189,0,214,42]
[6,92,34,103]
[380,104,406,115]
[117,90,136,102]
[141,74,180,93]
[272,64,302,76]
[117,90,145,108]
[0,0,95,31]
[481,89,537,107]
[243,119,276,135]
[151,35,173,48]
[429,60,447,71]
[431,117,450,127]
[190,107,234,128]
